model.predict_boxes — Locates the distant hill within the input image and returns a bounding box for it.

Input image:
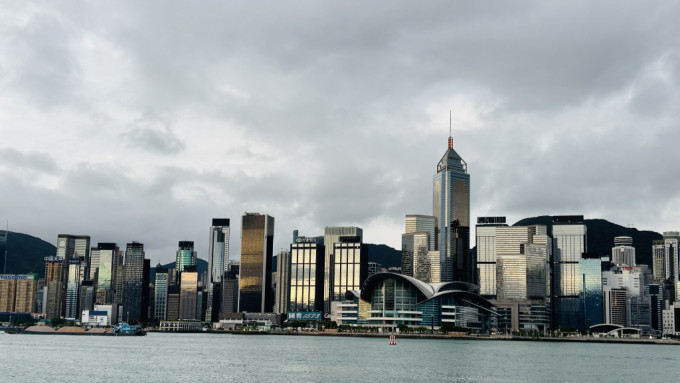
[149,258,209,282]
[513,216,662,267]
[0,231,56,278]
[366,243,401,269]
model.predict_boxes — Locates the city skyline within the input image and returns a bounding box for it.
[1,2,680,264]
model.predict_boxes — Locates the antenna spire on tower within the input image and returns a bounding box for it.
[448,110,453,149]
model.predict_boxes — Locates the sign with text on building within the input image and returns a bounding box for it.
[287,311,322,321]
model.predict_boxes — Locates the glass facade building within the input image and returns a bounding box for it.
[123,242,145,322]
[95,243,118,304]
[179,270,198,320]
[551,216,586,330]
[207,219,230,322]
[579,256,603,329]
[332,239,367,303]
[433,136,471,283]
[288,238,324,313]
[323,227,362,313]
[238,213,275,313]
[154,266,169,321]
[65,259,85,319]
[176,241,196,275]
[359,273,495,332]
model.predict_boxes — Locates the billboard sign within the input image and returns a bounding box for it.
[287,311,322,321]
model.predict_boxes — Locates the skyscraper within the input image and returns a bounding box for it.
[475,217,509,298]
[64,259,85,319]
[179,267,198,320]
[552,216,587,330]
[123,242,145,322]
[288,237,324,313]
[176,241,196,276]
[332,236,367,303]
[238,213,274,313]
[207,219,230,322]
[611,236,636,267]
[274,249,291,314]
[323,226,362,312]
[95,243,119,304]
[663,232,680,300]
[404,215,436,251]
[579,254,603,329]
[44,257,64,319]
[154,265,169,321]
[433,133,471,283]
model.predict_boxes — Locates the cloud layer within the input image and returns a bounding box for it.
[1,1,679,262]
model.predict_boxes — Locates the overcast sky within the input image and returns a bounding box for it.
[1,1,679,264]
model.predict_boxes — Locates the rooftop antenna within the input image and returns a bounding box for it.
[3,220,8,274]
[448,110,453,149]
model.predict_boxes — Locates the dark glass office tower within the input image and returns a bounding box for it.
[238,213,274,313]
[123,242,145,322]
[551,215,587,330]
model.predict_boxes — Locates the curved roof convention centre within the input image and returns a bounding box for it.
[360,272,491,308]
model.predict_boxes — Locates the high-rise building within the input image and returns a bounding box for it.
[166,285,180,321]
[551,215,587,330]
[611,236,636,267]
[179,267,198,320]
[56,234,91,275]
[401,232,428,278]
[661,232,680,300]
[579,254,603,329]
[323,226,363,312]
[288,237,324,313]
[653,240,665,282]
[238,213,275,313]
[433,133,471,283]
[603,287,628,326]
[494,226,549,301]
[64,259,86,320]
[176,241,196,276]
[123,242,145,322]
[274,249,291,314]
[206,219,230,322]
[89,247,99,281]
[44,257,64,319]
[332,236,367,303]
[220,266,239,317]
[404,215,436,251]
[475,217,509,298]
[0,274,37,313]
[648,284,663,332]
[80,280,95,314]
[95,243,119,305]
[154,265,169,321]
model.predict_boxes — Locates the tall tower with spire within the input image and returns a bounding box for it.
[433,114,472,282]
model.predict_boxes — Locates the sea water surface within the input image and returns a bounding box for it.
[1,333,678,382]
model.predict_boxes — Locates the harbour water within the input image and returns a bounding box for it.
[1,333,678,382]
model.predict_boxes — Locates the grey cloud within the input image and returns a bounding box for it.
[2,1,680,258]
[122,114,186,154]
[0,148,58,173]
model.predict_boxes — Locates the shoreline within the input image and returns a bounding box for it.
[185,330,680,345]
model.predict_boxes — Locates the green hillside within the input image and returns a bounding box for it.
[0,231,56,278]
